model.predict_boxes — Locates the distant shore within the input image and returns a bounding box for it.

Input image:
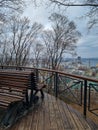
[64,58,98,67]
[82,58,98,67]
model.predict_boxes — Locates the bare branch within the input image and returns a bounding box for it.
[49,0,98,6]
[42,13,81,69]
[0,0,25,23]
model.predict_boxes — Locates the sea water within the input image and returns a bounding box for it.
[82,58,98,67]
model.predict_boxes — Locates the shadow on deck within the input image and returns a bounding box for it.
[2,93,98,130]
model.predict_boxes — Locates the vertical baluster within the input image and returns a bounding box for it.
[84,80,87,118]
[35,69,39,83]
[88,83,91,111]
[80,81,83,105]
[1,66,3,69]
[54,72,58,98]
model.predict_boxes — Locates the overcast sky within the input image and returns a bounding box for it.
[23,1,98,58]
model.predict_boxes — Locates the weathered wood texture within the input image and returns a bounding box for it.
[0,70,32,108]
[4,93,98,130]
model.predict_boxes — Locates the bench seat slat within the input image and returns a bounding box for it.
[0,70,31,77]
[0,95,23,105]
[0,80,28,87]
[0,83,28,90]
[0,86,25,93]
[0,70,34,109]
[0,102,9,108]
[0,94,23,101]
[0,91,24,98]
[0,76,29,81]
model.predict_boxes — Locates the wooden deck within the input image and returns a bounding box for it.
[3,93,98,130]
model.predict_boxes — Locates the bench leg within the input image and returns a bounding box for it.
[40,90,44,100]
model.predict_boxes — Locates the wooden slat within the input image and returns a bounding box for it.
[0,101,9,108]
[0,76,29,82]
[43,93,51,130]
[0,91,25,108]
[0,81,28,89]
[0,94,23,103]
[8,93,98,130]
[0,92,24,99]
[0,70,33,75]
[0,70,34,108]
[0,86,25,93]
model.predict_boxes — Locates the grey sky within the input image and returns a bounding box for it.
[23,1,98,58]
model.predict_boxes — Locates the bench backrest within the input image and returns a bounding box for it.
[0,71,31,90]
[0,70,35,108]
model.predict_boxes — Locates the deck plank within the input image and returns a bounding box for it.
[57,99,76,129]
[3,93,98,130]
[67,105,91,129]
[47,93,58,130]
[44,94,51,130]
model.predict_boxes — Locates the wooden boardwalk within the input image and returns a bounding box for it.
[5,93,98,130]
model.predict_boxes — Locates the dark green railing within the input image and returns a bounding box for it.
[88,83,98,116]
[0,65,98,118]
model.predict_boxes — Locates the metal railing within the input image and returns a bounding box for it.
[0,65,98,118]
[88,83,98,116]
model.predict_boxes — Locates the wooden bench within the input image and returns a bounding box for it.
[0,70,32,108]
[0,70,46,128]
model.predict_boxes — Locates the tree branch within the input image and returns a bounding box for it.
[50,0,98,6]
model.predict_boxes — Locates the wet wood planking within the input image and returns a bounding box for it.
[8,93,98,130]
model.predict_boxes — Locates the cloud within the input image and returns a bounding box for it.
[77,34,98,47]
[23,2,98,58]
[76,34,98,58]
[23,0,51,27]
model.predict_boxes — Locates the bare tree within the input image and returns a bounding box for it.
[47,0,98,29]
[31,0,98,29]
[0,38,9,65]
[48,0,98,6]
[85,0,98,29]
[0,0,24,23]
[32,41,44,67]
[42,13,81,70]
[0,17,43,66]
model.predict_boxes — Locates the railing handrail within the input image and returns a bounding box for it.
[0,65,98,118]
[0,65,98,83]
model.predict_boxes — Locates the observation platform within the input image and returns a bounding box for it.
[4,93,98,130]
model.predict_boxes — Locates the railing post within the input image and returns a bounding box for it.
[35,69,39,83]
[80,81,83,105]
[1,66,3,69]
[54,72,58,98]
[88,84,91,111]
[84,80,87,118]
